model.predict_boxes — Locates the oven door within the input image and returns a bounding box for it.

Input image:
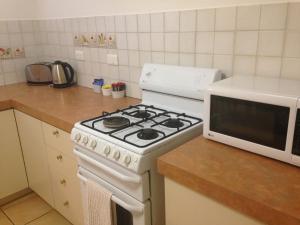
[77,166,151,225]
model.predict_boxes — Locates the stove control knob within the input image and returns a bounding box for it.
[124,155,131,165]
[104,146,111,155]
[113,151,120,160]
[90,140,97,149]
[74,133,81,142]
[82,136,89,145]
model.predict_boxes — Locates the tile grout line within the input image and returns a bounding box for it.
[23,210,53,225]
[1,207,16,225]
[279,3,289,78]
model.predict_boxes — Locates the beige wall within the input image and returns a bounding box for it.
[0,0,37,20]
[35,0,299,19]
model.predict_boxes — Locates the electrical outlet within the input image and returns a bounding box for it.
[106,54,118,65]
[75,50,84,60]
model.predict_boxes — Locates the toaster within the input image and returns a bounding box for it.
[25,62,53,85]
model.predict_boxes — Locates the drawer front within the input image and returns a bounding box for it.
[42,123,74,159]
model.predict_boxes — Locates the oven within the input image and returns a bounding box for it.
[73,147,151,225]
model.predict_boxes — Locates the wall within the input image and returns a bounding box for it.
[0,0,37,20]
[35,0,298,18]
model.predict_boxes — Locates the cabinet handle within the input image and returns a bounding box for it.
[56,155,63,161]
[52,130,59,136]
[60,179,66,185]
[63,201,69,206]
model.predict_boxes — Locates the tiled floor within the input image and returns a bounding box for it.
[0,193,72,225]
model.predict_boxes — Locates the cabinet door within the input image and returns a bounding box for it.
[0,110,28,199]
[14,110,54,206]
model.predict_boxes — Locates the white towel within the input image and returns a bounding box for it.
[87,179,113,225]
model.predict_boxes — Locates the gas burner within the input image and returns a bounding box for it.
[103,116,130,129]
[132,110,151,119]
[137,128,159,140]
[163,118,184,128]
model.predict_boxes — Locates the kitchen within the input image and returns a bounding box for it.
[0,0,300,225]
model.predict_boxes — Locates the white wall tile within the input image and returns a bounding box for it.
[213,54,233,76]
[151,13,164,32]
[20,21,34,32]
[7,21,20,33]
[139,51,151,66]
[235,31,258,55]
[96,17,106,32]
[115,16,126,32]
[284,31,300,57]
[287,3,300,30]
[151,33,164,51]
[126,15,138,32]
[0,21,7,34]
[2,60,15,72]
[165,33,179,52]
[214,32,234,54]
[260,3,287,30]
[56,19,65,32]
[195,54,213,68]
[256,56,281,77]
[197,9,215,31]
[281,58,300,79]
[236,5,260,30]
[196,32,214,54]
[179,53,194,66]
[79,18,88,33]
[151,52,164,63]
[0,34,10,46]
[118,50,129,65]
[116,33,127,49]
[127,33,139,50]
[234,56,256,75]
[165,53,179,65]
[9,34,23,46]
[165,12,179,32]
[258,31,284,56]
[215,7,236,31]
[119,65,130,81]
[105,16,115,32]
[129,66,142,83]
[138,33,151,51]
[138,14,150,32]
[128,50,139,66]
[180,32,195,53]
[180,10,196,32]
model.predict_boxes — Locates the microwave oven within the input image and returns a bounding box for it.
[204,76,300,167]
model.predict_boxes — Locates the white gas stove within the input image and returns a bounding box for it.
[72,64,221,225]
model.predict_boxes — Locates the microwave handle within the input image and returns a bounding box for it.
[73,148,141,184]
[77,172,144,214]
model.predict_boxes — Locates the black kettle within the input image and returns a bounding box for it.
[51,61,75,88]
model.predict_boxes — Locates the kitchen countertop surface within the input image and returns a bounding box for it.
[158,137,300,225]
[0,83,140,132]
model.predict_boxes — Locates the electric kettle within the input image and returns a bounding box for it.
[51,61,75,88]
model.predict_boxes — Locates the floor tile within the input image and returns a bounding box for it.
[27,210,72,225]
[0,211,13,225]
[1,193,51,225]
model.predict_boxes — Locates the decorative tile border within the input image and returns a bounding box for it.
[73,33,116,48]
[0,47,25,60]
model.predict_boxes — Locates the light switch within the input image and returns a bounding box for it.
[75,50,84,60]
[107,54,118,65]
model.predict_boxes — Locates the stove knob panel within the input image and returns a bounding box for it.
[82,136,89,145]
[74,133,81,142]
[124,155,131,165]
[90,140,97,149]
[104,145,111,155]
[113,151,120,160]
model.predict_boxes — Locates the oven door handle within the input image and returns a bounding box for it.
[77,172,144,214]
[73,148,141,184]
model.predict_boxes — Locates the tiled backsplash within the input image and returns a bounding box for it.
[1,2,300,99]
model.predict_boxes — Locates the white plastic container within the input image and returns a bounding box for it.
[112,90,125,98]
[93,84,101,93]
[102,87,112,96]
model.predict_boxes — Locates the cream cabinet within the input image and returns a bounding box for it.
[165,178,266,225]
[14,110,54,206]
[42,122,84,225]
[0,110,28,199]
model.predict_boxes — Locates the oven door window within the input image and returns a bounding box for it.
[292,109,300,156]
[113,204,133,225]
[210,95,290,150]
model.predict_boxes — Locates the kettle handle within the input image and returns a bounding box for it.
[62,62,74,84]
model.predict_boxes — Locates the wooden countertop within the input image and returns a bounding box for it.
[0,83,140,132]
[158,137,300,225]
